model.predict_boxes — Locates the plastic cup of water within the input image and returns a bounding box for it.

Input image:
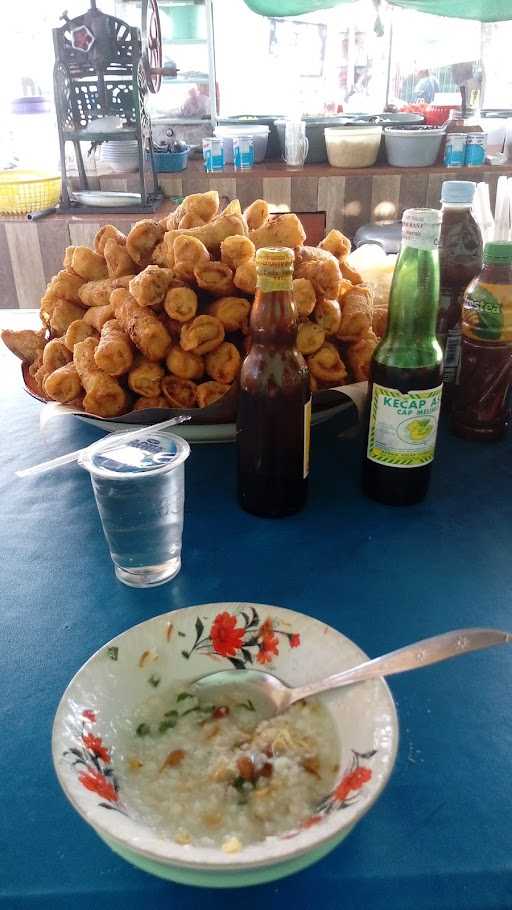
[80,430,190,588]
[202,137,224,173]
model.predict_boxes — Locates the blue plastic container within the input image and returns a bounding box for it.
[154,148,189,173]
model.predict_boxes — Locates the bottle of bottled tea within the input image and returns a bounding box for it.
[438,180,483,403]
[363,209,443,505]
[236,247,311,517]
[452,241,512,440]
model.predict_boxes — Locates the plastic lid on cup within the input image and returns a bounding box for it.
[80,430,190,479]
[441,181,477,205]
[483,241,512,266]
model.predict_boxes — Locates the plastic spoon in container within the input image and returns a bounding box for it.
[16,415,190,479]
[191,627,511,720]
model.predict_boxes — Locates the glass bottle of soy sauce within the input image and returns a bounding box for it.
[363,209,443,505]
[236,247,311,517]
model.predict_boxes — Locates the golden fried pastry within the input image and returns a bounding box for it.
[0,328,45,363]
[166,345,204,381]
[71,247,108,281]
[313,298,341,336]
[63,246,75,269]
[222,198,242,217]
[209,296,251,334]
[128,265,172,308]
[126,220,165,268]
[73,337,127,417]
[64,320,99,352]
[196,381,230,408]
[347,330,379,382]
[161,376,197,409]
[111,274,135,289]
[205,342,241,384]
[112,288,171,362]
[178,212,207,229]
[30,360,50,396]
[249,213,306,250]
[43,269,84,305]
[297,322,325,356]
[173,235,210,282]
[94,224,126,255]
[340,259,363,285]
[295,248,341,300]
[220,235,255,270]
[319,229,351,261]
[43,363,82,403]
[42,338,72,372]
[133,395,168,411]
[94,319,134,376]
[337,278,353,300]
[308,342,348,386]
[78,278,115,308]
[194,260,234,296]
[336,285,373,343]
[164,287,198,323]
[164,213,247,257]
[168,190,220,229]
[128,357,165,397]
[244,199,269,231]
[293,278,316,317]
[180,315,225,356]
[372,306,388,338]
[50,300,87,336]
[233,260,257,295]
[104,238,137,279]
[83,303,115,333]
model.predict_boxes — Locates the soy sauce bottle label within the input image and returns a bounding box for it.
[303,398,311,478]
[367,384,443,468]
[463,282,512,342]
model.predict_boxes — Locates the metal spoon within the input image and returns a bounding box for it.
[191,628,511,719]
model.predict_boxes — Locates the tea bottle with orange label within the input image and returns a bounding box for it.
[453,241,512,440]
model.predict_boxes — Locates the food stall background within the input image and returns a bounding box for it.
[0,0,511,149]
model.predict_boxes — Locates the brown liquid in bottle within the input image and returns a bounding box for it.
[237,251,310,517]
[438,205,482,403]
[453,253,512,440]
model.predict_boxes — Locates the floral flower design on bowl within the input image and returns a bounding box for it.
[52,603,398,887]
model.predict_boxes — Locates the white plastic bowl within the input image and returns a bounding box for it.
[52,602,398,888]
[384,127,445,167]
[324,126,382,168]
[214,125,269,164]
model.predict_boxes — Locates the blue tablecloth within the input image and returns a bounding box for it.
[1,314,512,909]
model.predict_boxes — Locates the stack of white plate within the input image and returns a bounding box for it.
[100,140,139,173]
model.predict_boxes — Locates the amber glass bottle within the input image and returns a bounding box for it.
[236,247,311,517]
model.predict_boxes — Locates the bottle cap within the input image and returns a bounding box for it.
[483,241,512,265]
[402,208,442,251]
[441,181,476,205]
[256,247,295,269]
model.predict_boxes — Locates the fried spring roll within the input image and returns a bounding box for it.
[112,288,171,362]
[128,357,165,398]
[94,319,134,377]
[73,337,127,417]
[42,338,73,372]
[83,303,116,333]
[44,363,82,403]
[64,320,99,352]
[50,300,87,337]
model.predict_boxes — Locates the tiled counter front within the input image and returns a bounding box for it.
[1,161,510,309]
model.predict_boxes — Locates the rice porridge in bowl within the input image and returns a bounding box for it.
[52,603,398,887]
[119,689,340,851]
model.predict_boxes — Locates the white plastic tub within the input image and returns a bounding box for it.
[384,127,445,167]
[324,126,382,168]
[214,124,269,164]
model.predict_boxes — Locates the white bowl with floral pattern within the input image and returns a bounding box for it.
[52,603,399,887]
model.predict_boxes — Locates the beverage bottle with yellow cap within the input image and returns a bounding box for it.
[236,246,311,516]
